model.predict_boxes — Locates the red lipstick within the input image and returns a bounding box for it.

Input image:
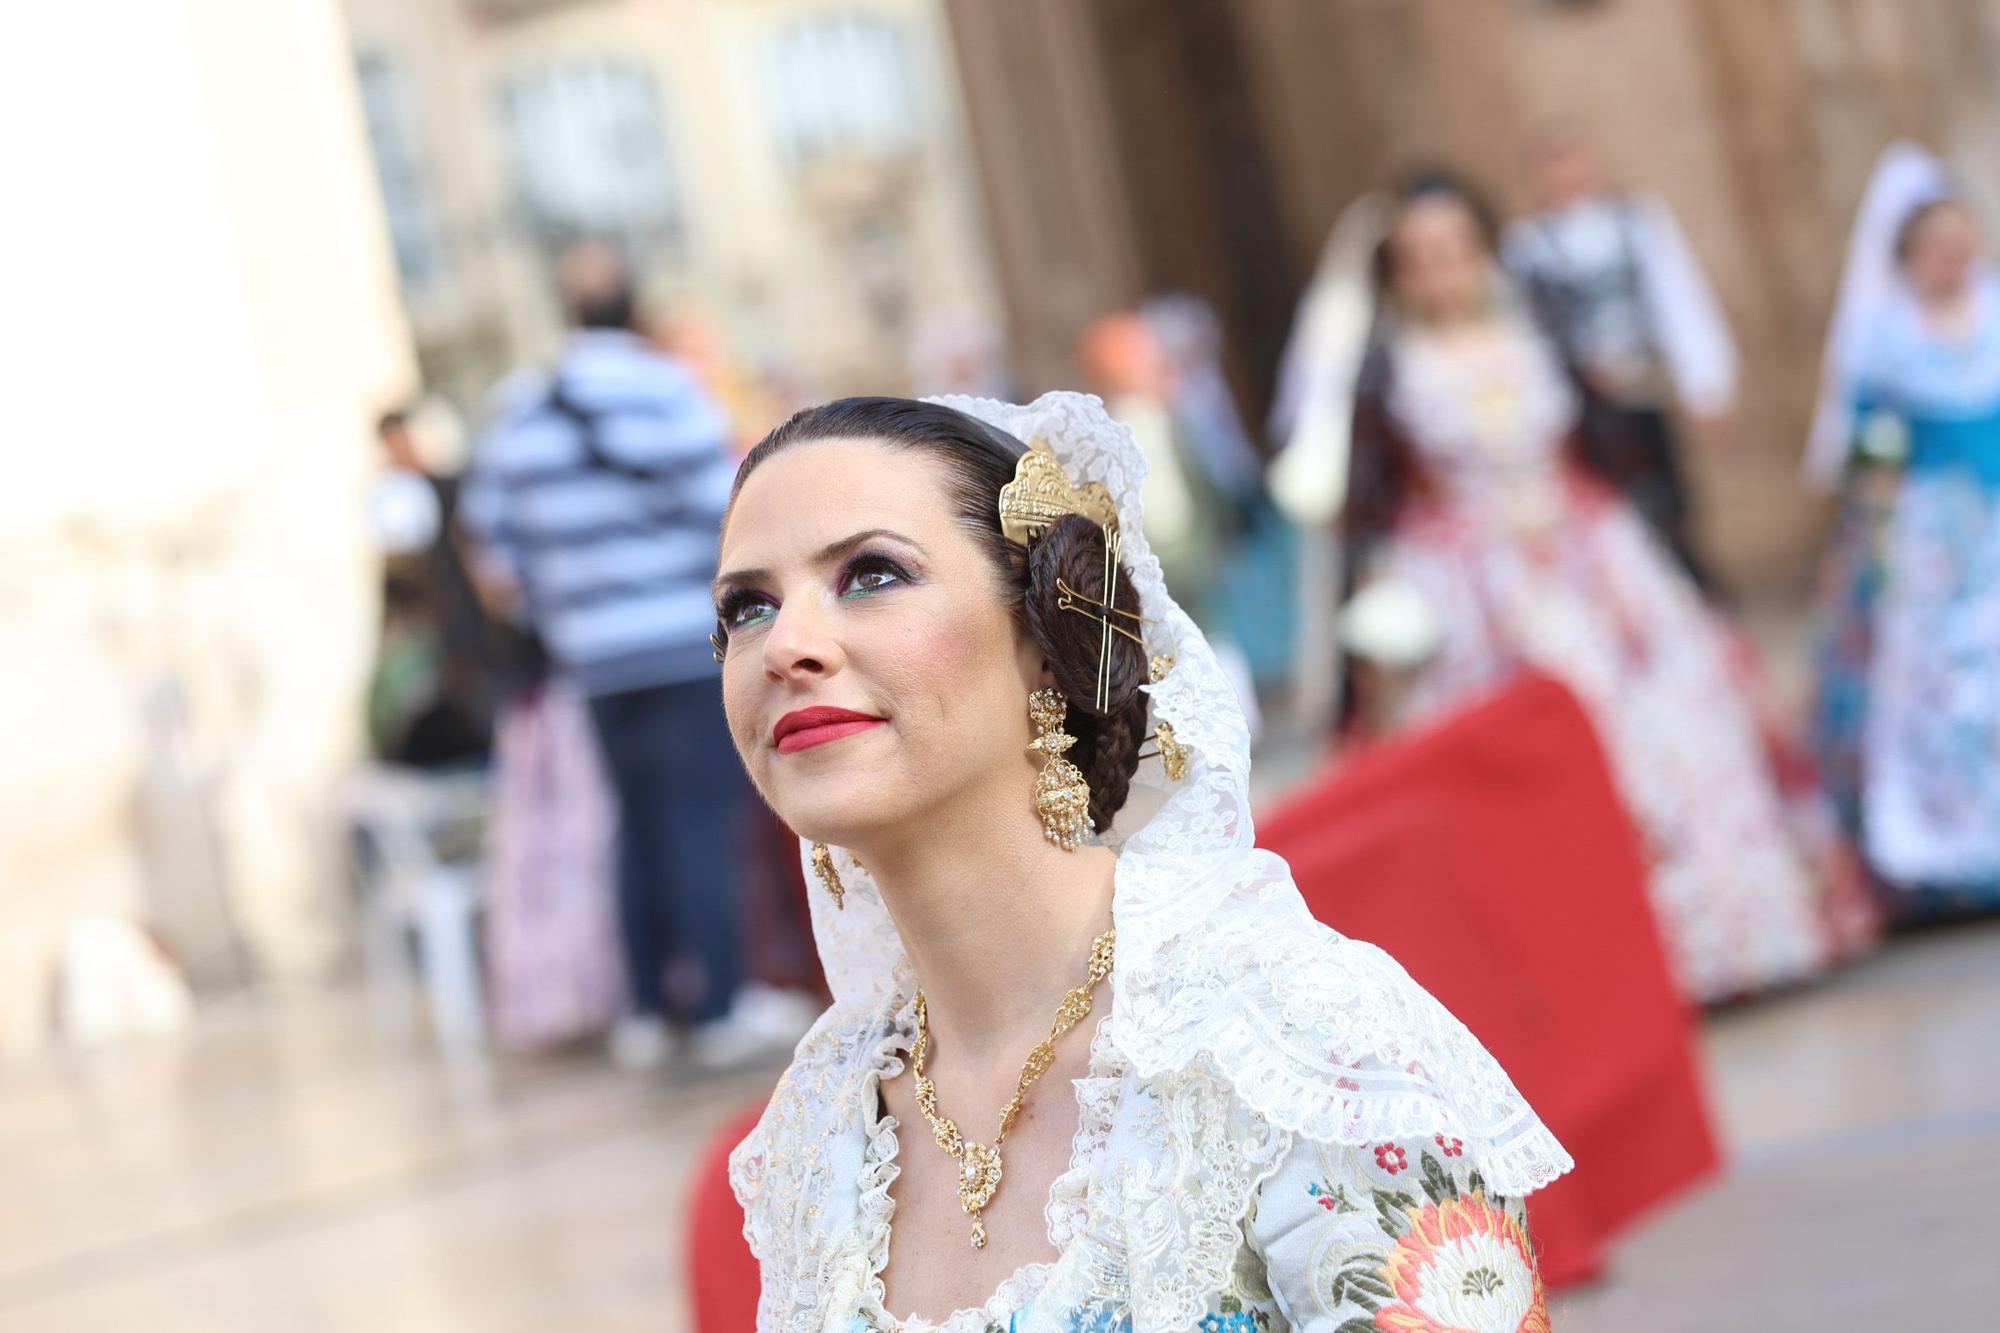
[773,706,885,754]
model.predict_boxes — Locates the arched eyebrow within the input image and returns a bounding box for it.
[713,527,926,601]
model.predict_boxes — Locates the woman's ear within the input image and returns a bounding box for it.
[1011,622,1054,695]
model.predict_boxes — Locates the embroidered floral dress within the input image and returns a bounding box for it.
[1360,321,1871,1002]
[834,1003,1546,1333]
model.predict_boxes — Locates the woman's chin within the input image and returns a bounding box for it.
[770,789,910,854]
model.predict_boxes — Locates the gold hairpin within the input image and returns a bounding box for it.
[998,438,1119,547]
[1148,655,1175,684]
[1095,528,1122,711]
[1138,722,1189,780]
[1056,578,1154,649]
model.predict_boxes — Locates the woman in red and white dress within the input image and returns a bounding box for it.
[1333,172,1873,1004]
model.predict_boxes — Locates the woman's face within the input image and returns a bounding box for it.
[1904,203,1983,303]
[1390,195,1494,326]
[715,440,1044,849]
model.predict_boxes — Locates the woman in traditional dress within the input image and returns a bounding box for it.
[1807,143,2000,919]
[1333,172,1871,1004]
[717,392,1569,1330]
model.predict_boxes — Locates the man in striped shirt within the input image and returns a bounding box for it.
[461,246,767,1069]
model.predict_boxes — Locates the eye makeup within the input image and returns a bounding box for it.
[712,545,923,649]
[837,550,917,599]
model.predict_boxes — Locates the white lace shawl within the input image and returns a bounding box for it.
[728,392,1573,1332]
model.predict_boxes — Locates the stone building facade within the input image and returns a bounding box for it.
[341,0,1005,417]
[949,0,2000,593]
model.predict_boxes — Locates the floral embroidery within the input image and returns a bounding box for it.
[1374,1191,1548,1333]
[1206,1296,1272,1333]
[1064,1303,1132,1333]
[1264,1145,1546,1333]
[1307,1180,1346,1211]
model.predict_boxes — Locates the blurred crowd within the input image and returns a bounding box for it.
[354,121,1999,1073]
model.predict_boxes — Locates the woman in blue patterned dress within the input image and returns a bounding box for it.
[1811,182,2000,917]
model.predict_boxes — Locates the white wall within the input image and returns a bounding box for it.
[0,0,415,1056]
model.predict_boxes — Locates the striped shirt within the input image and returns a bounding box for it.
[460,331,736,697]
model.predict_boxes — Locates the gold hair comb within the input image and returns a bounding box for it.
[998,438,1120,547]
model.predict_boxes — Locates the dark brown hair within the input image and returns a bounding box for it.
[723,397,1149,831]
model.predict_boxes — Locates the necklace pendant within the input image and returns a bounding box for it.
[957,1140,1003,1216]
[970,1215,988,1249]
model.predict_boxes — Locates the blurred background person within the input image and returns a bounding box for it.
[1505,120,1738,591]
[364,403,493,769]
[1269,196,1398,733]
[1142,293,1298,697]
[1807,143,2000,923]
[460,243,800,1071]
[1080,309,1265,738]
[1338,170,1870,1003]
[1079,311,1224,621]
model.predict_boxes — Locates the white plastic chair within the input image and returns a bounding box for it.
[342,766,492,1054]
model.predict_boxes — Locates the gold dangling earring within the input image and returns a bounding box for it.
[1027,688,1092,850]
[811,842,845,910]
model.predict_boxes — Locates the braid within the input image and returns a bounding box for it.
[1078,689,1150,830]
[1021,514,1150,832]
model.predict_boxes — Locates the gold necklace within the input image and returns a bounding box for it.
[909,926,1115,1249]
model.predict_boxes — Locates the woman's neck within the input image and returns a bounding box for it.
[1921,281,1980,339]
[1408,292,1503,331]
[857,802,1117,1065]
[1409,309,1507,355]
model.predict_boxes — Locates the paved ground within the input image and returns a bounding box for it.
[1550,919,2000,1331]
[4,921,1997,1331]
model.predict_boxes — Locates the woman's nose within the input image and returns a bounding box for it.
[761,598,844,681]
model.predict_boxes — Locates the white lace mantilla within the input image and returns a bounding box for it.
[728,393,1573,1332]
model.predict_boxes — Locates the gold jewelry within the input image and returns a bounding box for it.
[911,925,1115,1249]
[1028,688,1092,849]
[810,842,845,911]
[1054,529,1159,711]
[1148,654,1175,684]
[997,437,1119,547]
[1138,722,1189,780]
[1054,578,1153,649]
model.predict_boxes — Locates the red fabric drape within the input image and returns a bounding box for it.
[1260,672,1719,1285]
[688,1105,765,1332]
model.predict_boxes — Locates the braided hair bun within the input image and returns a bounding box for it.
[1020,514,1150,831]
